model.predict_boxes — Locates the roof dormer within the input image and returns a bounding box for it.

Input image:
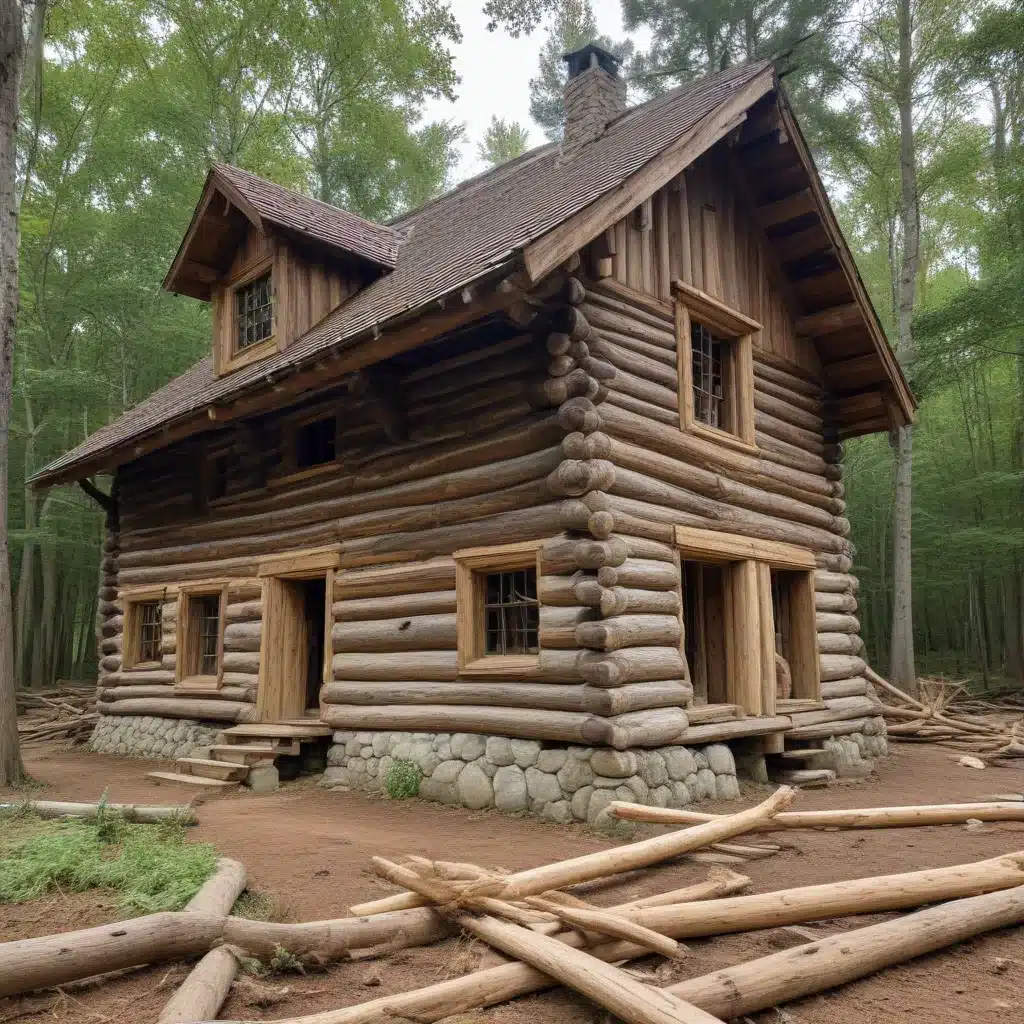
[163,164,401,376]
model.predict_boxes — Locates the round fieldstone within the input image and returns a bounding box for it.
[493,765,528,812]
[372,734,389,756]
[475,757,498,778]
[571,785,594,820]
[704,744,735,776]
[716,774,741,800]
[419,775,459,805]
[525,767,562,805]
[457,762,494,809]
[536,749,567,773]
[485,736,515,766]
[586,788,617,825]
[664,747,697,781]
[360,745,373,758]
[556,757,594,794]
[542,800,573,825]
[639,751,669,787]
[327,746,346,767]
[435,741,452,761]
[650,784,672,807]
[431,760,464,784]
[451,733,486,761]
[620,775,648,803]
[694,768,717,800]
[511,739,541,768]
[568,746,592,761]
[592,775,622,789]
[590,750,637,778]
[365,761,378,778]
[693,750,709,770]
[672,780,693,807]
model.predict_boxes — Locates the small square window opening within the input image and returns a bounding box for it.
[691,321,726,429]
[197,595,220,676]
[138,601,162,664]
[235,274,273,352]
[296,417,336,469]
[209,453,231,501]
[483,568,539,655]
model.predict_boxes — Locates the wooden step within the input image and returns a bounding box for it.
[776,698,827,714]
[686,703,744,725]
[176,757,249,782]
[220,723,332,741]
[214,732,301,754]
[773,748,828,761]
[210,743,279,766]
[147,770,239,789]
[770,768,836,788]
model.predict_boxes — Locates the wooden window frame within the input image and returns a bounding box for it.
[273,405,343,486]
[175,580,230,690]
[214,255,277,376]
[121,585,176,671]
[673,279,760,455]
[454,540,543,678]
[674,526,818,716]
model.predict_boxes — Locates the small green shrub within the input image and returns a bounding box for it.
[232,889,292,922]
[240,944,307,976]
[385,759,422,799]
[0,816,219,914]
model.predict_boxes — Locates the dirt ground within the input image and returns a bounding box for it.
[1,740,1022,1024]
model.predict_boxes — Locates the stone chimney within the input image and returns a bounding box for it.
[559,43,627,163]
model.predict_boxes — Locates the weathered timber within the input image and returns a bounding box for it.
[96,698,257,723]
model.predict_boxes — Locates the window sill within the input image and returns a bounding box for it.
[220,336,277,376]
[459,655,541,678]
[686,420,760,456]
[124,660,163,673]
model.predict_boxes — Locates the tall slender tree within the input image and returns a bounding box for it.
[477,115,531,166]
[0,0,26,784]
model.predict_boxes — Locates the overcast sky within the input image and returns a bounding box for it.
[419,0,650,181]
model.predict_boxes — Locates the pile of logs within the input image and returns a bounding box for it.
[869,667,1024,763]
[4,790,1024,1024]
[16,685,97,745]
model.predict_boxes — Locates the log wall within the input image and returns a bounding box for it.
[97,157,879,747]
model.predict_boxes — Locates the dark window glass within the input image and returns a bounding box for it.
[483,568,539,655]
[197,595,220,675]
[691,321,725,428]
[235,274,273,351]
[209,454,230,501]
[296,417,336,469]
[139,602,161,663]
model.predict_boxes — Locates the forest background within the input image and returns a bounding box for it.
[8,0,1023,692]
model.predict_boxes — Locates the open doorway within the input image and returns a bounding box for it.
[681,560,728,706]
[256,571,331,722]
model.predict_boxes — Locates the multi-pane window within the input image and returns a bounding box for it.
[138,601,162,664]
[197,595,221,676]
[483,568,539,656]
[296,416,336,469]
[691,321,725,429]
[235,274,273,352]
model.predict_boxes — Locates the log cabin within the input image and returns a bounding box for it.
[34,47,914,810]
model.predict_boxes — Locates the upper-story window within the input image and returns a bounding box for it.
[296,416,337,469]
[235,273,273,353]
[690,321,726,429]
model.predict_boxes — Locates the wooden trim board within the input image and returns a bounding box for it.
[674,526,815,570]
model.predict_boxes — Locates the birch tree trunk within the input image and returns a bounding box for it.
[0,0,25,785]
[889,0,920,696]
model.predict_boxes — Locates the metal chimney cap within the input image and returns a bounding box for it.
[562,43,622,81]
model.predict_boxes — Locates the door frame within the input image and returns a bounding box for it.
[256,546,339,723]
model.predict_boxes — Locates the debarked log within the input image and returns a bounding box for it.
[99,685,254,703]
[332,651,459,681]
[332,590,456,622]
[95,698,257,724]
[578,647,688,687]
[820,677,869,699]
[223,622,262,652]
[576,614,682,652]
[319,680,689,716]
[816,632,864,655]
[0,800,197,824]
[818,654,866,680]
[332,614,457,654]
[595,558,679,590]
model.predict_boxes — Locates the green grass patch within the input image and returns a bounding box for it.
[232,889,293,922]
[385,759,422,799]
[0,808,218,915]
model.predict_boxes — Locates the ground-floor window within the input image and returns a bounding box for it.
[177,585,228,687]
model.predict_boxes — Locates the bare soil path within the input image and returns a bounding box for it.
[1,740,1022,1024]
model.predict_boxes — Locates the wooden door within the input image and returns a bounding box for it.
[256,576,308,722]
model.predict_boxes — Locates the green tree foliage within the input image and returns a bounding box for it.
[10,0,463,688]
[476,115,531,167]
[528,0,632,140]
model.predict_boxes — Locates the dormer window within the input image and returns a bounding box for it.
[236,273,273,352]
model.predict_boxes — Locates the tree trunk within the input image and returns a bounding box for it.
[0,0,25,786]
[889,0,920,696]
[14,395,37,685]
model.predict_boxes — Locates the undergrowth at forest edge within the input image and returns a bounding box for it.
[0,806,218,914]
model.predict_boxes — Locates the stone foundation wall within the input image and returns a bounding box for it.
[321,725,888,827]
[89,715,219,760]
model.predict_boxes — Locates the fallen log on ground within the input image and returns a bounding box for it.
[0,800,197,824]
[350,786,795,916]
[607,800,1024,831]
[457,914,723,1024]
[668,883,1024,1019]
[186,858,247,915]
[158,945,240,1024]
[194,853,1024,1024]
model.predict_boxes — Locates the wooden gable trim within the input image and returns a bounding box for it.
[523,67,776,285]
[775,93,915,427]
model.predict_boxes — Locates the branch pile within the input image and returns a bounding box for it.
[867,667,1024,763]
[16,685,97,745]
[4,789,1024,1024]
